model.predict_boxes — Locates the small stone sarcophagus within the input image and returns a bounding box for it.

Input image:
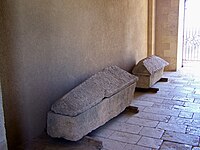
[132,55,169,88]
[47,66,138,141]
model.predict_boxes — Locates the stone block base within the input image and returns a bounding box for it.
[136,68,164,88]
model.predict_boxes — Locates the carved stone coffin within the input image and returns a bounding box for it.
[132,55,169,88]
[47,66,138,141]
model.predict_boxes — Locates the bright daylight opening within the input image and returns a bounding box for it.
[182,0,200,71]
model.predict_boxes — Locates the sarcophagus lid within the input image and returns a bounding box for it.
[51,65,138,117]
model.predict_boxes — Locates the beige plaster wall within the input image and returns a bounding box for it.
[155,0,180,71]
[0,0,148,148]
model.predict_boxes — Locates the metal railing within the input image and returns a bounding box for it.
[183,28,200,61]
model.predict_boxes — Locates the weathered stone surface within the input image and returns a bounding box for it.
[186,126,200,136]
[51,66,137,116]
[96,137,126,150]
[133,111,170,122]
[89,128,114,138]
[193,113,200,119]
[173,96,194,102]
[143,107,180,116]
[157,122,187,133]
[127,117,159,127]
[131,100,154,107]
[47,82,137,141]
[160,141,192,150]
[109,131,141,144]
[162,131,199,146]
[106,122,142,134]
[52,65,138,116]
[124,144,151,150]
[179,111,194,119]
[137,136,163,149]
[132,55,169,88]
[168,116,193,125]
[139,127,164,138]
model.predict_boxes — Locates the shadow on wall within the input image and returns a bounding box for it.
[0,1,24,148]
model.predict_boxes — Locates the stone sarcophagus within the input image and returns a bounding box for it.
[47,66,138,141]
[132,55,169,88]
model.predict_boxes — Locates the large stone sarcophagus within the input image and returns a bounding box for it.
[47,66,138,141]
[132,55,169,88]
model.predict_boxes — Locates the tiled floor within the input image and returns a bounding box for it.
[89,66,200,150]
[21,65,200,150]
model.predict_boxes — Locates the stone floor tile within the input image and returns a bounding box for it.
[110,112,131,123]
[168,116,193,125]
[194,98,200,104]
[187,93,200,99]
[89,128,114,138]
[137,136,163,149]
[153,83,175,89]
[139,127,164,138]
[195,91,200,95]
[173,89,194,94]
[167,84,184,87]
[171,80,189,84]
[126,117,159,127]
[179,111,194,119]
[193,147,200,150]
[184,102,200,108]
[191,119,200,128]
[109,131,141,144]
[186,126,200,136]
[153,93,174,99]
[157,122,187,133]
[172,96,194,102]
[131,100,154,107]
[152,103,173,109]
[193,113,200,119]
[143,107,180,116]
[175,86,195,92]
[136,94,174,100]
[162,131,199,146]
[173,105,200,113]
[139,97,164,103]
[160,141,192,150]
[130,103,146,111]
[152,86,173,92]
[106,122,142,134]
[162,99,185,106]
[96,137,126,150]
[169,92,188,97]
[124,144,151,150]
[157,91,171,95]
[133,112,170,122]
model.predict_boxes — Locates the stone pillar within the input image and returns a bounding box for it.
[155,0,180,71]
[148,0,156,56]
